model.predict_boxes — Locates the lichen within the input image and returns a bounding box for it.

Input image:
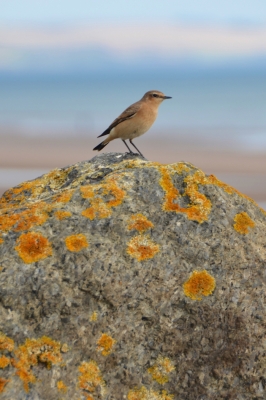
[147,356,175,384]
[0,355,10,369]
[234,212,255,234]
[57,380,67,392]
[0,237,3,245]
[13,336,62,392]
[54,210,72,220]
[128,214,154,232]
[52,189,74,204]
[65,234,88,252]
[90,312,98,322]
[128,386,174,400]
[81,175,126,220]
[183,270,216,301]
[0,378,9,393]
[127,235,160,261]
[15,232,53,264]
[0,332,14,352]
[97,333,116,356]
[78,360,105,394]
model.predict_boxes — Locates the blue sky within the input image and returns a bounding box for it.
[1,0,266,25]
[1,0,266,74]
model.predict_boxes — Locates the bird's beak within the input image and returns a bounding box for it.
[163,96,172,99]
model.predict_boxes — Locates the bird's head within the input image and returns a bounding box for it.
[142,90,172,105]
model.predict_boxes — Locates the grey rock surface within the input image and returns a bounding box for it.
[0,152,266,399]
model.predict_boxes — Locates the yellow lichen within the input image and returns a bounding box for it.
[54,210,72,220]
[0,333,14,352]
[61,343,69,353]
[183,270,216,301]
[78,360,105,393]
[128,214,154,232]
[0,378,9,393]
[234,212,255,234]
[97,333,116,356]
[57,380,67,392]
[81,175,126,220]
[15,232,53,264]
[147,356,175,384]
[14,336,62,392]
[65,234,88,252]
[128,387,174,400]
[0,355,10,368]
[90,312,98,322]
[127,235,160,261]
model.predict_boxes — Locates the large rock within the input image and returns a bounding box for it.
[0,152,266,399]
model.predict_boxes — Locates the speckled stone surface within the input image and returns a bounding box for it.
[0,152,266,399]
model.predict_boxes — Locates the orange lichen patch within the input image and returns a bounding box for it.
[0,378,9,393]
[65,234,88,252]
[97,333,116,356]
[183,172,212,223]
[15,232,52,264]
[0,333,14,352]
[147,356,175,384]
[52,189,74,204]
[86,396,94,400]
[128,214,154,232]
[14,336,62,392]
[0,201,50,232]
[54,210,72,220]
[57,380,67,392]
[128,387,174,400]
[81,175,126,220]
[90,312,98,322]
[0,355,10,368]
[159,166,212,223]
[0,237,3,245]
[127,235,159,261]
[183,270,216,301]
[234,212,255,234]
[78,360,105,393]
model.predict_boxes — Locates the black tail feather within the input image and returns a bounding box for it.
[93,141,109,151]
[97,128,111,138]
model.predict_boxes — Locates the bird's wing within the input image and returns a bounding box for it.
[97,102,141,138]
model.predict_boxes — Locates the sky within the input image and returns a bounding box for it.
[1,0,266,74]
[1,0,266,25]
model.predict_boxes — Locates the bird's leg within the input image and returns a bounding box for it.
[122,140,134,154]
[130,140,144,157]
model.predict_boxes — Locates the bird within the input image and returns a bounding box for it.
[93,90,172,157]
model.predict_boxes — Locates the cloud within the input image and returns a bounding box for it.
[1,23,266,58]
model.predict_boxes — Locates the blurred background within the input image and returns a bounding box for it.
[0,0,266,208]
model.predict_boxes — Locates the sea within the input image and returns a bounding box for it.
[0,68,265,150]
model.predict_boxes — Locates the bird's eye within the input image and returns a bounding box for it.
[152,94,158,98]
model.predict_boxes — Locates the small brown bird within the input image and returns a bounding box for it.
[93,90,172,157]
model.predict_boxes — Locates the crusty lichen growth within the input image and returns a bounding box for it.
[97,333,116,356]
[0,332,14,352]
[15,232,53,263]
[127,235,160,261]
[13,336,62,392]
[54,210,72,220]
[183,270,216,301]
[90,312,98,322]
[0,378,9,393]
[128,214,154,232]
[81,175,126,220]
[65,234,88,252]
[147,356,175,384]
[234,212,255,234]
[0,237,3,245]
[0,355,10,369]
[78,360,105,394]
[128,386,174,400]
[57,380,67,392]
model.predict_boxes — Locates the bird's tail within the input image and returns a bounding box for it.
[93,140,109,152]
